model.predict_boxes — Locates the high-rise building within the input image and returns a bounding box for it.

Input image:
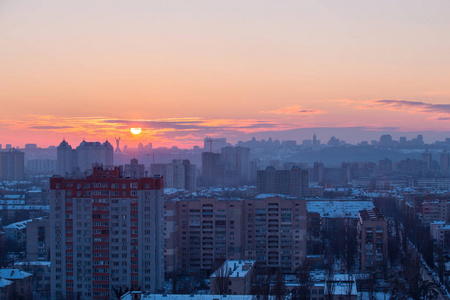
[422,148,433,172]
[357,208,388,275]
[203,138,230,153]
[50,167,164,299]
[257,166,309,198]
[0,149,25,181]
[221,147,250,186]
[164,196,307,275]
[201,152,224,187]
[150,160,196,191]
[441,149,450,177]
[123,158,145,178]
[76,141,114,172]
[56,140,77,176]
[56,140,114,176]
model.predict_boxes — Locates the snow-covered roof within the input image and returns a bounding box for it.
[121,294,253,300]
[0,205,49,211]
[14,261,50,267]
[0,269,32,280]
[3,219,34,230]
[307,200,374,218]
[210,260,255,278]
[0,278,13,288]
[255,194,296,199]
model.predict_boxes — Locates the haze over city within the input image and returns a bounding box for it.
[2,1,450,300]
[1,0,450,148]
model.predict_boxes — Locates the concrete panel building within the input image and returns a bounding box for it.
[50,167,164,300]
[357,208,388,275]
[164,196,307,276]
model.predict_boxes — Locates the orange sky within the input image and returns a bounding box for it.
[1,0,450,148]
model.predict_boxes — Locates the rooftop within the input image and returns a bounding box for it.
[0,269,32,280]
[307,200,374,218]
[359,208,385,222]
[121,294,253,300]
[210,260,255,278]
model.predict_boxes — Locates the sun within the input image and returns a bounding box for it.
[130,128,142,135]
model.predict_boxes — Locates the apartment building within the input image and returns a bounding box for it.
[50,167,164,300]
[164,196,307,276]
[357,208,388,275]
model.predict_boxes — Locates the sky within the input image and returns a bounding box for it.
[1,0,450,148]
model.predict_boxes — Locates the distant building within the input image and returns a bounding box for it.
[50,167,164,299]
[56,139,76,176]
[357,208,388,275]
[0,149,25,181]
[26,159,56,175]
[151,159,196,191]
[201,152,224,187]
[257,166,309,198]
[123,158,145,178]
[76,140,114,172]
[56,140,114,176]
[441,149,450,177]
[221,147,251,186]
[203,138,230,153]
[422,148,433,172]
[210,260,255,295]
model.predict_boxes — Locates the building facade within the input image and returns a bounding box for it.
[257,166,309,198]
[151,160,196,192]
[357,208,388,275]
[0,149,25,181]
[56,140,114,176]
[50,167,164,300]
[165,196,307,275]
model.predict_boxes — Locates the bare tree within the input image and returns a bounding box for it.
[294,263,312,300]
[325,273,335,300]
[345,275,354,300]
[251,268,272,300]
[272,268,286,300]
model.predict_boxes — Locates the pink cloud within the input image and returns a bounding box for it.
[260,105,325,116]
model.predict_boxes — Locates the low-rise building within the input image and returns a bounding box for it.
[0,278,14,300]
[0,269,32,300]
[210,260,255,295]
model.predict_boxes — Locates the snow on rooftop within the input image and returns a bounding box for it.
[3,219,34,230]
[122,295,253,300]
[0,269,32,280]
[210,260,255,278]
[432,221,447,225]
[307,200,374,218]
[164,188,185,195]
[255,194,296,199]
[14,261,50,267]
[0,278,13,288]
[3,218,43,230]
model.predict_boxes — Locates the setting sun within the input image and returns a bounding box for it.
[130,128,142,135]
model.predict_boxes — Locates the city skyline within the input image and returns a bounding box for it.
[1,1,450,147]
